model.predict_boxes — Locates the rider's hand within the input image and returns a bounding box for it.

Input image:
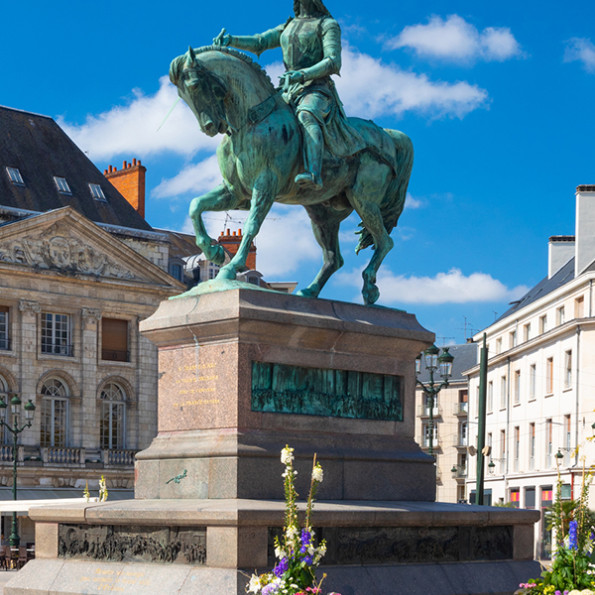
[213,28,231,47]
[280,70,305,90]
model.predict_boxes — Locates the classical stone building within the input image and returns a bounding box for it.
[466,184,595,559]
[415,342,476,503]
[0,105,184,542]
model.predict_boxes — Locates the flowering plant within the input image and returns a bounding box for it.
[246,446,340,595]
[515,458,595,595]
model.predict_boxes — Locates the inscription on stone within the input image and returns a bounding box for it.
[252,362,403,421]
[170,362,220,408]
[59,524,206,565]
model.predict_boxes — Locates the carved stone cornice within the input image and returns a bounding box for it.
[18,299,41,313]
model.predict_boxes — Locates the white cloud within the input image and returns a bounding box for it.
[388,15,522,63]
[335,266,529,305]
[59,44,487,167]
[58,76,218,161]
[336,46,488,119]
[564,37,595,73]
[153,155,222,199]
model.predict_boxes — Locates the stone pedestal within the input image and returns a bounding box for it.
[135,288,435,502]
[7,289,540,595]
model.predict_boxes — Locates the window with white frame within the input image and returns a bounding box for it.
[557,306,565,325]
[523,323,531,342]
[546,419,553,468]
[500,375,507,409]
[459,421,468,447]
[564,350,572,389]
[89,183,107,201]
[487,381,493,413]
[40,378,69,447]
[53,176,72,194]
[513,426,520,472]
[529,422,535,470]
[5,167,24,185]
[100,382,126,450]
[422,423,438,448]
[564,414,572,466]
[529,364,536,400]
[499,429,506,473]
[41,312,72,356]
[513,370,521,405]
[575,296,585,318]
[495,337,502,354]
[509,330,517,348]
[0,306,9,350]
[540,314,548,334]
[546,357,554,394]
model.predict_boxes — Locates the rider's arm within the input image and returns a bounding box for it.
[228,22,285,56]
[298,18,341,81]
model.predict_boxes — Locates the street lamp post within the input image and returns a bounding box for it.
[416,345,454,457]
[0,393,35,547]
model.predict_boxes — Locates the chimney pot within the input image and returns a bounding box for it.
[123,160,127,169]
[133,158,137,166]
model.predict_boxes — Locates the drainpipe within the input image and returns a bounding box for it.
[575,326,581,469]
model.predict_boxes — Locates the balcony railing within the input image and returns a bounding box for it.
[105,449,136,466]
[0,337,11,351]
[101,349,130,363]
[454,403,468,416]
[41,342,74,357]
[43,447,82,465]
[0,446,137,467]
[417,404,441,418]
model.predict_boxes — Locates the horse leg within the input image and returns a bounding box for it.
[216,172,278,280]
[296,203,351,298]
[188,184,240,265]
[348,156,394,305]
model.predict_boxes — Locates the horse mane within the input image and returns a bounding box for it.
[170,45,277,95]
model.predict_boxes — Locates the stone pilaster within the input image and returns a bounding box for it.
[81,308,101,449]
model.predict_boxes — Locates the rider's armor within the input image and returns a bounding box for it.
[227,16,364,190]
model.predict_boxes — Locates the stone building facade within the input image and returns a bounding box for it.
[0,105,185,542]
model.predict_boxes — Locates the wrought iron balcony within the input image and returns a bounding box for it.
[101,349,130,363]
[41,342,74,357]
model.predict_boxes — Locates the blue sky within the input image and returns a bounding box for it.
[2,0,595,345]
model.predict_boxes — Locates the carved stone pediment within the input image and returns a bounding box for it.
[0,219,143,281]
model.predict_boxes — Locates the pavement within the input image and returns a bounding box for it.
[0,569,17,593]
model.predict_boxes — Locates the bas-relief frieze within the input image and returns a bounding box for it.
[267,526,513,566]
[0,222,141,281]
[59,524,207,565]
[252,362,403,421]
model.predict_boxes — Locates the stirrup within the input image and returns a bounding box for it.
[295,172,322,191]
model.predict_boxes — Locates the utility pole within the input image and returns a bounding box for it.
[475,334,488,505]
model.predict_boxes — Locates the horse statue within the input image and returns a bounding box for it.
[169,45,413,305]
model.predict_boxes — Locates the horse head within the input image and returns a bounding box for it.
[170,46,230,136]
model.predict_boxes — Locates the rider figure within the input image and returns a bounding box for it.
[214,0,362,191]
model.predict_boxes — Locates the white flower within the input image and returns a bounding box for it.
[285,525,298,540]
[312,464,323,483]
[274,546,286,558]
[280,446,294,466]
[248,575,261,593]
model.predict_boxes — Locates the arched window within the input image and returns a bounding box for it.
[100,383,126,450]
[40,378,69,447]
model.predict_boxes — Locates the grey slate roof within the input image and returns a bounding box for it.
[494,257,575,323]
[417,342,478,383]
[0,105,152,231]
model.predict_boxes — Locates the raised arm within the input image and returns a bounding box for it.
[213,23,285,57]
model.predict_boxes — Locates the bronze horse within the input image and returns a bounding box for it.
[170,46,413,304]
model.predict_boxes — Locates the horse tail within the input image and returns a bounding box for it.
[355,129,414,253]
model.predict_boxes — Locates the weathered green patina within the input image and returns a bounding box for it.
[169,0,413,305]
[251,361,403,421]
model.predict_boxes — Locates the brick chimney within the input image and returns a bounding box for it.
[218,228,256,270]
[104,158,146,217]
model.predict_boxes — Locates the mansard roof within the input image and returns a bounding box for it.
[0,105,152,232]
[495,257,576,323]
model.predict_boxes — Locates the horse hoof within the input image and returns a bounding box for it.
[363,284,380,305]
[295,172,322,191]
[296,287,318,298]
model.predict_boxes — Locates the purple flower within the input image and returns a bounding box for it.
[262,585,278,595]
[273,557,289,577]
[301,529,312,545]
[304,554,313,565]
[569,520,578,550]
